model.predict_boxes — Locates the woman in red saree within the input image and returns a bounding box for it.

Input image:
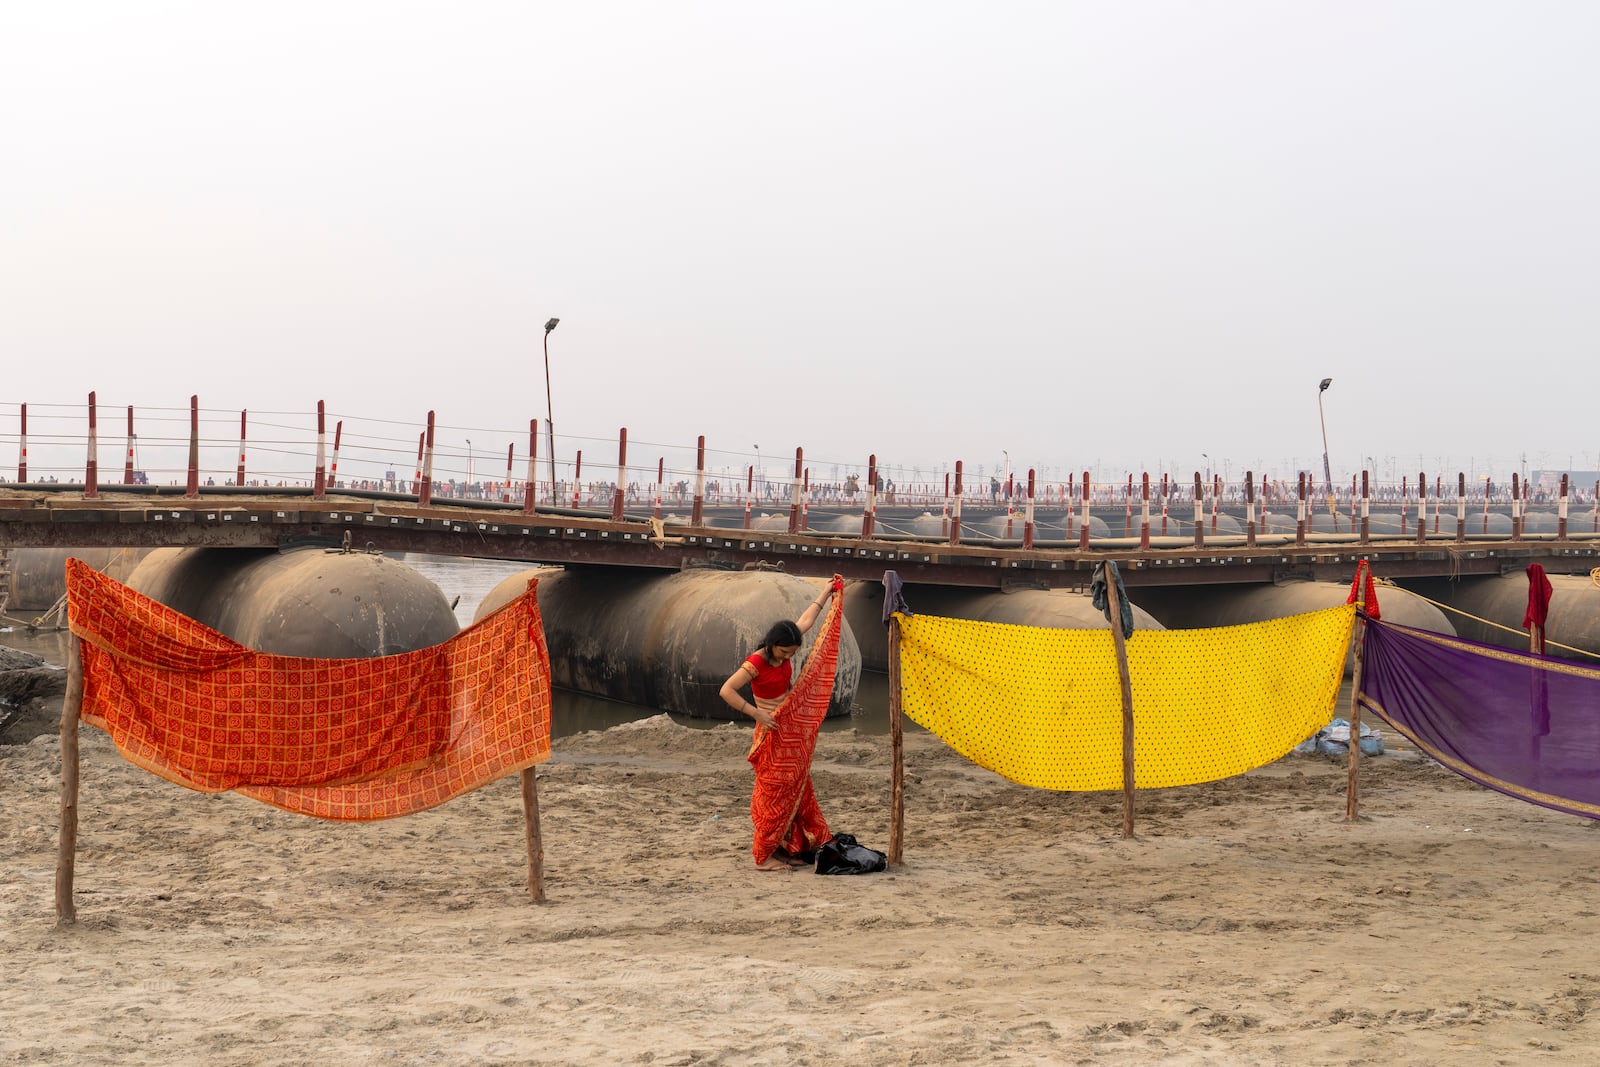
[718,577,844,870]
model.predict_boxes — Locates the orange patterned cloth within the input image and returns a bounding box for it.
[65,557,551,821]
[747,579,844,864]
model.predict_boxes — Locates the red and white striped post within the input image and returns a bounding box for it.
[571,450,583,510]
[1191,472,1204,549]
[1296,471,1307,546]
[413,432,425,497]
[1399,475,1408,534]
[691,436,706,527]
[862,454,878,539]
[1357,472,1368,544]
[949,462,964,546]
[1005,471,1015,539]
[419,412,435,507]
[184,395,200,499]
[742,464,754,529]
[331,420,344,491]
[1245,471,1256,547]
[523,421,539,514]
[1023,469,1037,549]
[236,411,248,486]
[1211,475,1221,533]
[1124,474,1133,537]
[788,448,803,534]
[1349,475,1358,532]
[503,444,515,503]
[123,407,135,484]
[312,401,328,500]
[1138,473,1151,549]
[612,428,628,522]
[17,404,26,482]
[1482,477,1491,535]
[1416,473,1427,545]
[653,458,664,520]
[802,468,811,531]
[1079,471,1092,551]
[1457,473,1467,542]
[1511,473,1522,541]
[1160,473,1169,536]
[1559,473,1570,540]
[84,392,99,498]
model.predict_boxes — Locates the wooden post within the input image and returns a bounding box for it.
[520,767,546,903]
[1101,564,1137,838]
[55,633,84,925]
[1345,565,1369,823]
[887,613,905,865]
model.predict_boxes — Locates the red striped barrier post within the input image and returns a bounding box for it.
[17,404,26,482]
[742,464,753,529]
[653,458,664,520]
[1211,475,1220,533]
[1191,472,1204,549]
[331,420,344,491]
[1483,478,1491,535]
[1399,475,1408,534]
[612,428,627,522]
[1245,471,1256,548]
[312,401,328,500]
[949,462,964,546]
[788,448,803,533]
[523,421,538,514]
[419,413,436,506]
[502,444,514,503]
[1511,473,1522,541]
[184,395,200,499]
[1416,473,1427,545]
[802,468,811,531]
[1138,472,1150,550]
[1457,473,1467,541]
[236,411,248,486]
[1124,473,1132,537]
[1023,469,1037,549]
[1160,473,1169,537]
[1349,475,1358,532]
[1079,471,1092,551]
[691,436,706,527]
[1359,472,1369,544]
[123,407,135,484]
[1296,471,1307,546]
[862,454,878,539]
[1559,473,1570,540]
[1522,476,1532,541]
[85,392,99,498]
[571,450,583,510]
[413,432,424,497]
[1065,473,1076,540]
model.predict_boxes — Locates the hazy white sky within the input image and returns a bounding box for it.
[4,2,1598,488]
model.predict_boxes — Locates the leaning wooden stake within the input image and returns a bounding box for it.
[887,614,905,865]
[521,767,546,903]
[55,633,84,925]
[1102,566,1137,838]
[1345,584,1369,822]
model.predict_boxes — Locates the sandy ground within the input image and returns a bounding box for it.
[4,709,1600,1066]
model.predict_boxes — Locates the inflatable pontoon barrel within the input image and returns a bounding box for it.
[476,566,861,719]
[5,547,151,613]
[125,547,459,657]
[1403,572,1600,661]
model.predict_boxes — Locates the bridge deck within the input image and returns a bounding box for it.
[3,486,1597,590]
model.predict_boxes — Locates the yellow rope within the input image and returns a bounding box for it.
[1381,577,1600,662]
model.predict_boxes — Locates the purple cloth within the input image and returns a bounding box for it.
[1358,618,1600,819]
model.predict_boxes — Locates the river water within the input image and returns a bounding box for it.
[0,554,894,738]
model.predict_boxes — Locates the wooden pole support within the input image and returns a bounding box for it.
[1102,564,1137,839]
[521,767,546,903]
[887,613,905,866]
[55,633,84,925]
[1345,567,1370,823]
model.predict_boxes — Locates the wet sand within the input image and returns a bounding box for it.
[4,711,1600,1065]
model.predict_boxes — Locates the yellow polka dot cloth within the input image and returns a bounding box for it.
[895,604,1355,790]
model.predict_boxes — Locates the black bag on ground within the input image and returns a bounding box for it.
[814,833,887,875]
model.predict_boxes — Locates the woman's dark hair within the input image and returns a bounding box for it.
[759,619,803,653]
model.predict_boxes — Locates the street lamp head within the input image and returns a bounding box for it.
[1319,377,1332,393]
[544,318,560,334]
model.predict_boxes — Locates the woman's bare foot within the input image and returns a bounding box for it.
[754,857,793,872]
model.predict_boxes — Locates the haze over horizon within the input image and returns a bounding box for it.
[5,4,1597,489]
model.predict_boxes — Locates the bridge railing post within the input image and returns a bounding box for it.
[1359,472,1369,544]
[1512,473,1522,541]
[523,421,538,514]
[949,462,963,546]
[1417,472,1427,545]
[1296,471,1306,546]
[1559,473,1569,540]
[418,412,435,507]
[788,448,803,533]
[312,400,327,500]
[1191,472,1203,549]
[17,403,27,483]
[1245,471,1256,547]
[612,428,627,522]
[185,395,201,499]
[1138,472,1150,550]
[1023,469,1037,549]
[84,392,99,499]
[862,454,877,539]
[123,406,135,485]
[691,437,705,527]
[1079,471,1092,551]
[331,420,343,492]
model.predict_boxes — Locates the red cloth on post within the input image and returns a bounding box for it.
[1524,563,1554,654]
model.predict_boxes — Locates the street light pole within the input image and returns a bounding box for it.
[543,317,560,502]
[1318,377,1333,496]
